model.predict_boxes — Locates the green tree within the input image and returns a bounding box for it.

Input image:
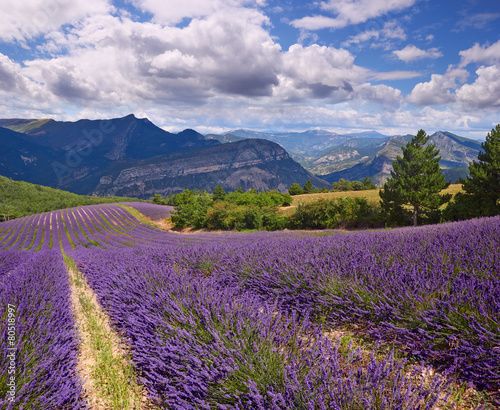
[445,124,500,219]
[288,183,304,196]
[212,185,226,202]
[379,129,451,226]
[152,194,165,204]
[363,177,377,190]
[303,179,314,194]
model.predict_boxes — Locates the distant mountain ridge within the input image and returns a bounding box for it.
[0,115,327,197]
[209,129,482,185]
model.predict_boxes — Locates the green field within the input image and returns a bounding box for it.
[278,184,463,215]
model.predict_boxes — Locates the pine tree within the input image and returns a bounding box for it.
[445,124,500,219]
[463,124,500,210]
[380,129,451,226]
[303,179,314,194]
[288,183,304,195]
[212,184,226,201]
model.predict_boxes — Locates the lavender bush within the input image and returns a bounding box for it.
[0,251,84,409]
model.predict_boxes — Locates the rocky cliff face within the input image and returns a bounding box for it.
[321,132,482,185]
[93,139,328,197]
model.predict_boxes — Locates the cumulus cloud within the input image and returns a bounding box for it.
[407,67,468,105]
[459,39,500,66]
[393,45,442,62]
[22,9,282,105]
[130,0,266,25]
[0,0,111,42]
[277,44,362,102]
[291,0,416,30]
[456,65,500,109]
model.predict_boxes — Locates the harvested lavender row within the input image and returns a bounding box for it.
[0,251,84,408]
[73,246,451,409]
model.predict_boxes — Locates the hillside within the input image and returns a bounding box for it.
[0,175,138,221]
[321,132,481,185]
[210,129,481,185]
[92,138,328,197]
[0,115,327,197]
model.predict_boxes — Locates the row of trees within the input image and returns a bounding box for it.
[288,177,376,196]
[380,125,500,226]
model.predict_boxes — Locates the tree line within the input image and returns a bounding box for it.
[157,124,500,230]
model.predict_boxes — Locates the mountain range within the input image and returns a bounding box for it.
[0,115,483,198]
[0,115,326,198]
[208,129,482,185]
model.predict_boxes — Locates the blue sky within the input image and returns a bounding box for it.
[0,0,499,139]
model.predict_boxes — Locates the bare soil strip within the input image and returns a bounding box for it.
[66,256,155,409]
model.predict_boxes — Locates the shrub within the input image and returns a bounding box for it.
[289,197,380,229]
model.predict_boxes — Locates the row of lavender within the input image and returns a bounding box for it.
[73,245,452,409]
[120,202,175,221]
[0,203,317,253]
[0,250,83,409]
[176,216,499,392]
[70,216,500,407]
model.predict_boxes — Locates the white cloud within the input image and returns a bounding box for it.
[455,13,500,31]
[130,0,266,25]
[407,67,468,105]
[290,15,346,30]
[22,9,282,106]
[369,70,421,81]
[291,0,416,30]
[393,45,442,62]
[456,65,500,109]
[354,83,402,105]
[342,21,406,47]
[277,44,362,102]
[459,39,500,67]
[0,0,111,42]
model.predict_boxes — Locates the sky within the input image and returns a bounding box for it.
[0,0,499,139]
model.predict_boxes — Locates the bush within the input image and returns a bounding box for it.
[170,190,213,229]
[205,202,288,231]
[288,183,304,196]
[289,197,381,229]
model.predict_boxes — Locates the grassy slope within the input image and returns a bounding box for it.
[0,175,141,221]
[3,119,53,134]
[279,184,463,215]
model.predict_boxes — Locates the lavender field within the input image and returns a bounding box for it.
[0,203,499,408]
